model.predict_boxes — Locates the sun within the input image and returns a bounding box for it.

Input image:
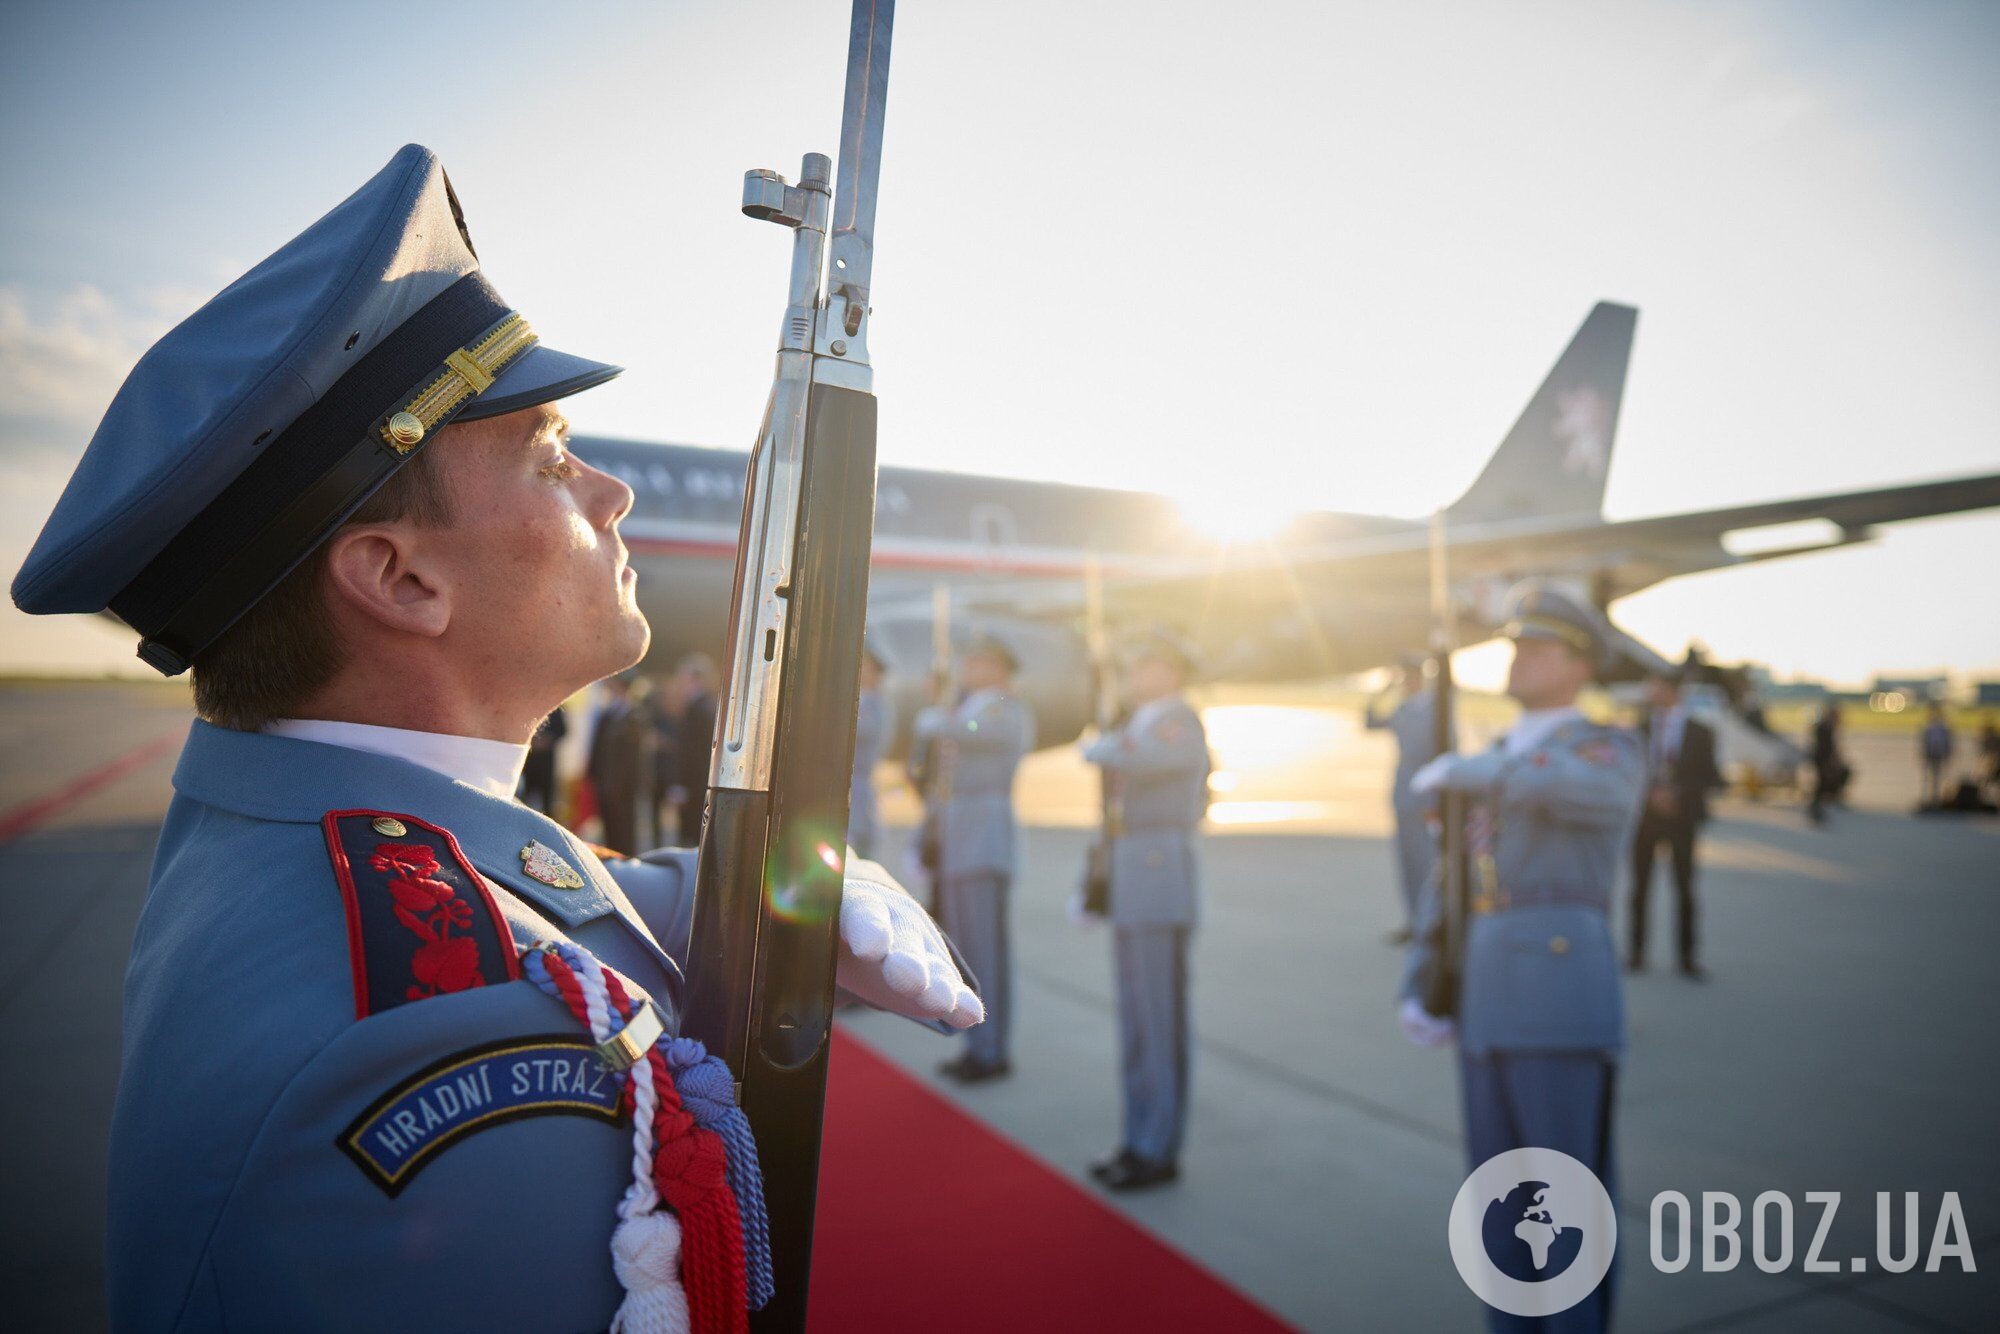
[1174,487,1300,544]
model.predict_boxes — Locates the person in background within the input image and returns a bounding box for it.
[1082,628,1209,1192]
[1365,653,1443,944]
[923,634,1035,1083]
[665,652,719,844]
[1627,670,1724,980]
[1919,703,1954,809]
[1980,716,2000,802]
[848,641,891,859]
[518,705,568,816]
[586,673,654,854]
[1808,702,1846,825]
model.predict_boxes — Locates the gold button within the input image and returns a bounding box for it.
[1549,935,1570,955]
[371,816,409,837]
[385,411,425,448]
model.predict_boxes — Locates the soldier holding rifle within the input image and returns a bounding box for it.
[16,5,974,1328]
[1399,581,1643,1334]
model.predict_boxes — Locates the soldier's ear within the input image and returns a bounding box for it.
[322,524,451,639]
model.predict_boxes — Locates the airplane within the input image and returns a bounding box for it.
[574,301,2000,749]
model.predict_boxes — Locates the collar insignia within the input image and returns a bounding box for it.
[520,840,585,890]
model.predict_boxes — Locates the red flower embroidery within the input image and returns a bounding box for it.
[410,934,485,997]
[372,836,485,1001]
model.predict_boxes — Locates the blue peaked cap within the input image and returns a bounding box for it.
[12,144,621,674]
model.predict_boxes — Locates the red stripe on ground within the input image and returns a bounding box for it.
[808,1029,1294,1332]
[0,728,182,844]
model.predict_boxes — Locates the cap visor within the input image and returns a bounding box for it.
[454,343,622,422]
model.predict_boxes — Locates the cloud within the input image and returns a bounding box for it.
[0,284,200,458]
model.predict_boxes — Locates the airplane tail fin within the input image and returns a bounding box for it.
[1448,302,1638,523]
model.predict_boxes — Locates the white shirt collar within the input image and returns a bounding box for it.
[956,687,1005,719]
[264,719,529,799]
[1503,706,1585,756]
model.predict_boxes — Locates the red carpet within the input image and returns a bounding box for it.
[808,1030,1293,1332]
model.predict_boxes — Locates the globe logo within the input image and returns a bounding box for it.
[1480,1180,1585,1282]
[1448,1149,1617,1317]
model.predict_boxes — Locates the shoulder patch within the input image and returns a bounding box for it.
[1574,738,1625,766]
[338,1035,626,1196]
[323,809,522,1020]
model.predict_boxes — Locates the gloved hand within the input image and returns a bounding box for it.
[1398,995,1456,1048]
[837,856,985,1030]
[1410,750,1507,796]
[1080,732,1121,765]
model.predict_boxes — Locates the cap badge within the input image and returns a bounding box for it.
[520,840,585,890]
[371,816,408,837]
[385,412,426,448]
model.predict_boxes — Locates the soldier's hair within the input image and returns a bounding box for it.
[190,446,455,731]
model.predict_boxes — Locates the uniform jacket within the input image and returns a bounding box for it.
[923,689,1033,880]
[1638,708,1723,824]
[1401,716,1644,1058]
[1086,696,1210,928]
[106,721,942,1332]
[846,687,890,853]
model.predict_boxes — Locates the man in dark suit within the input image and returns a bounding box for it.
[586,674,654,854]
[1628,671,1724,978]
[665,653,719,844]
[519,704,568,815]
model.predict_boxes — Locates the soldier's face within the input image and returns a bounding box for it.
[1506,637,1591,709]
[960,652,1008,692]
[427,405,650,698]
[1126,655,1181,703]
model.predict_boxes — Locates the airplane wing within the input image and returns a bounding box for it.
[925,468,2000,667]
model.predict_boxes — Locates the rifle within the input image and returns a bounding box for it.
[682,3,895,1326]
[1418,509,1470,1017]
[1080,554,1117,916]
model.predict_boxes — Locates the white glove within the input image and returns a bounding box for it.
[1398,995,1456,1048]
[1409,750,1507,796]
[838,856,985,1030]
[1080,732,1121,765]
[1066,891,1107,927]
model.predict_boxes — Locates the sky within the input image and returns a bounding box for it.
[3,0,1997,686]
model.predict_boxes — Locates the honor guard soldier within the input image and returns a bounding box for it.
[11,146,980,1333]
[920,633,1035,1082]
[1399,580,1643,1334]
[1081,628,1210,1191]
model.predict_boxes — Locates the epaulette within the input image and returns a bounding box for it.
[322,810,522,1019]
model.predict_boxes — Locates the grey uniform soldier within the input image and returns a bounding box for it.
[847,642,891,858]
[1082,629,1209,1191]
[1400,581,1644,1334]
[922,634,1035,1081]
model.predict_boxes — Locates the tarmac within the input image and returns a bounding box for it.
[3,681,1996,1332]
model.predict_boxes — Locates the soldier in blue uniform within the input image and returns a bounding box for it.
[1399,581,1644,1334]
[1365,653,1446,941]
[847,640,891,859]
[921,634,1035,1082]
[1082,629,1210,1191]
[11,145,982,1332]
